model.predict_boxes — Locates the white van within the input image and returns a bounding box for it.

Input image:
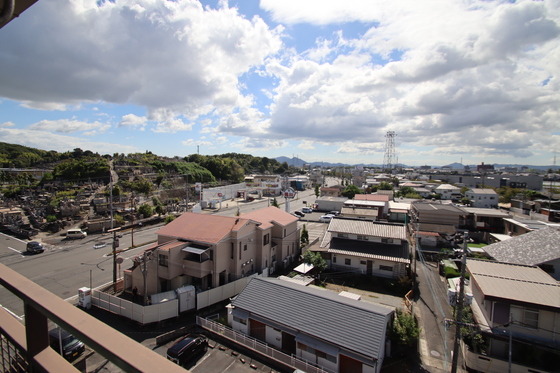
[66,229,87,239]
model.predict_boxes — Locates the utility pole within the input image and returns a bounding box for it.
[108,227,121,292]
[130,195,135,248]
[451,231,468,373]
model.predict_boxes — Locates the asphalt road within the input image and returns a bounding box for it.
[0,181,335,318]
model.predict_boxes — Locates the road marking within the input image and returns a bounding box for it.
[7,246,22,254]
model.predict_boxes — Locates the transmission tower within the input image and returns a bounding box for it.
[383,131,396,173]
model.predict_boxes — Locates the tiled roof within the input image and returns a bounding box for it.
[417,223,456,234]
[232,277,393,359]
[482,226,560,266]
[327,237,410,262]
[241,206,298,229]
[156,212,250,244]
[328,219,407,240]
[467,259,560,310]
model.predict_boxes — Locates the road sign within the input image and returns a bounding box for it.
[284,188,296,199]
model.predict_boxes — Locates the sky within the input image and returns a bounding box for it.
[0,0,559,167]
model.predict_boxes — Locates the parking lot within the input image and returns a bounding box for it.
[83,330,281,373]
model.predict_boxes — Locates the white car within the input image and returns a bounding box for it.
[302,207,313,213]
[319,214,334,223]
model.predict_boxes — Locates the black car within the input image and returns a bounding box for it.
[294,211,305,217]
[166,335,208,366]
[26,241,44,254]
[49,329,85,360]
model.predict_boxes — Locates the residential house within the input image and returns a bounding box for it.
[503,217,560,237]
[230,277,394,373]
[465,259,560,372]
[321,186,343,197]
[482,226,560,280]
[124,207,299,299]
[461,207,510,234]
[347,194,391,219]
[318,218,410,278]
[465,188,499,208]
[434,184,462,200]
[410,202,467,248]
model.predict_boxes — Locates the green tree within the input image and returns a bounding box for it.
[114,214,124,226]
[378,181,393,190]
[389,309,421,347]
[301,224,309,245]
[164,215,176,224]
[137,204,153,218]
[341,184,362,199]
[155,205,165,216]
[271,197,279,208]
[131,177,153,195]
[314,184,320,197]
[302,250,327,273]
[396,186,415,197]
[460,197,471,205]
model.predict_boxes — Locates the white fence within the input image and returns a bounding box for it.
[196,275,255,310]
[91,290,178,325]
[197,317,332,373]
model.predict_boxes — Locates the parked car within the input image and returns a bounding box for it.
[66,229,87,239]
[26,241,44,254]
[49,329,85,360]
[301,207,313,213]
[319,214,334,223]
[166,335,208,366]
[329,211,340,216]
[294,211,305,217]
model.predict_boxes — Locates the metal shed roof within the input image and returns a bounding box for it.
[232,277,393,360]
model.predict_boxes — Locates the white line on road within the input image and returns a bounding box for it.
[7,246,22,254]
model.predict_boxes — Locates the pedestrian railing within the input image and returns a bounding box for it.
[197,316,333,373]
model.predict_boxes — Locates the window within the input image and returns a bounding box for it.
[345,258,351,265]
[360,260,366,265]
[158,254,168,267]
[231,243,234,259]
[357,235,368,241]
[381,238,393,244]
[264,233,270,246]
[239,242,242,260]
[337,233,348,238]
[244,244,247,251]
[379,265,393,271]
[333,256,336,263]
[511,306,539,329]
[233,316,247,325]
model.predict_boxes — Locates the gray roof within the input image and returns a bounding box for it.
[327,237,409,263]
[503,218,560,231]
[467,259,560,310]
[466,188,498,195]
[232,277,393,360]
[461,207,510,218]
[483,226,560,266]
[328,219,407,240]
[412,202,466,215]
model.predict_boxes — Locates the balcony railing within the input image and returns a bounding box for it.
[0,262,186,372]
[183,258,213,278]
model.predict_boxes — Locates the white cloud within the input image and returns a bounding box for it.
[0,0,283,119]
[182,139,213,147]
[1,122,15,128]
[28,119,110,134]
[0,128,137,154]
[153,118,193,133]
[298,140,315,150]
[119,114,147,130]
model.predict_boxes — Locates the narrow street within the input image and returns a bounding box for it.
[414,251,463,372]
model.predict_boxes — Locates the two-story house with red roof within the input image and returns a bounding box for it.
[124,207,299,300]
